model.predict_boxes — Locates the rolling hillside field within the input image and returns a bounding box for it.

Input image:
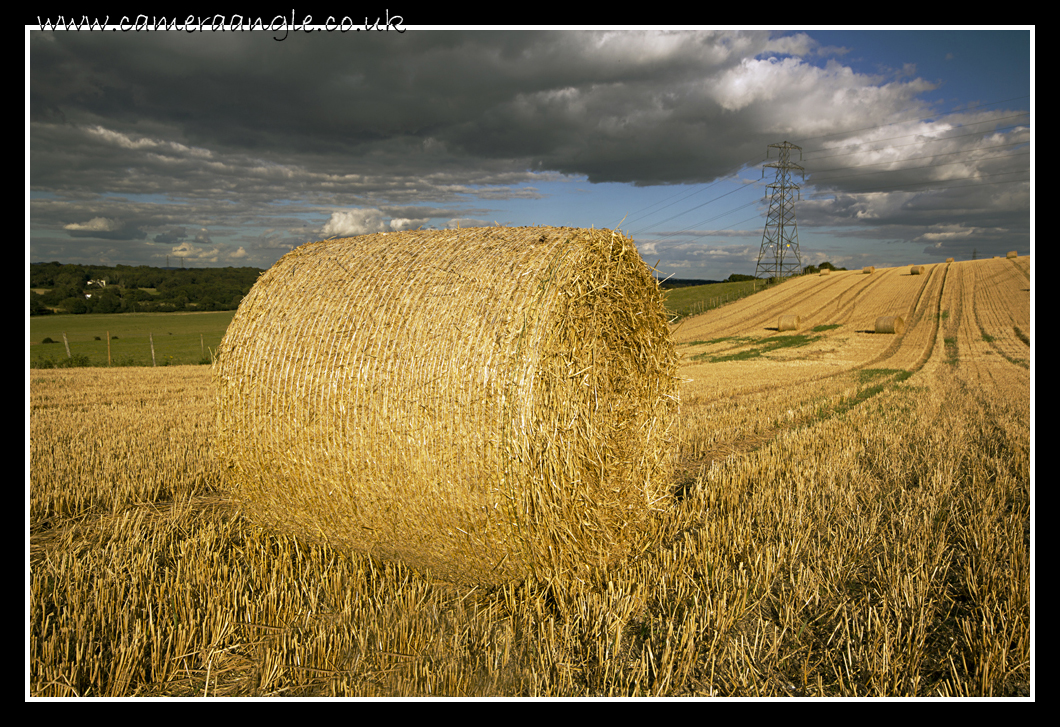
[28,256,1031,697]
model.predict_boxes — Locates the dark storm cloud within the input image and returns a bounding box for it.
[153,227,188,244]
[31,30,814,189]
[29,28,1029,268]
[39,30,943,193]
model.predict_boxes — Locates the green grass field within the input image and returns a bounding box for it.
[29,311,235,367]
[662,279,763,320]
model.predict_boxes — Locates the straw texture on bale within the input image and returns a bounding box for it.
[863,266,875,274]
[778,314,801,332]
[214,226,678,586]
[1007,250,1018,258]
[875,315,905,334]
[911,265,925,275]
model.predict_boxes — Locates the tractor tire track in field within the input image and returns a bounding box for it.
[1007,255,1030,282]
[970,259,1031,369]
[852,263,945,375]
[676,270,894,364]
[672,255,1030,476]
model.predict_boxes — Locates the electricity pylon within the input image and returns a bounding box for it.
[755,141,805,281]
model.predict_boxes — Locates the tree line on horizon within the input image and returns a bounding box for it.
[29,262,264,316]
[30,260,848,316]
[661,262,847,288]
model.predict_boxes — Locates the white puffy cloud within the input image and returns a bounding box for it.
[321,209,388,238]
[389,217,430,231]
[64,217,120,232]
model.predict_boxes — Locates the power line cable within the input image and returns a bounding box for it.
[626,94,1030,249]
[629,181,760,237]
[647,198,764,239]
[622,157,766,226]
[634,172,1027,245]
[633,156,1027,241]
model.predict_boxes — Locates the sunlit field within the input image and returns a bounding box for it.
[29,257,1031,697]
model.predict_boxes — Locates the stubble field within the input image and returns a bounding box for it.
[28,256,1031,697]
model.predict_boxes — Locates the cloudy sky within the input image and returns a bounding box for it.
[28,25,1032,279]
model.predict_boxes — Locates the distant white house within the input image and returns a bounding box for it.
[84,279,107,298]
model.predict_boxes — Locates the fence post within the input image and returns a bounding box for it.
[107,330,111,366]
[150,332,156,367]
[63,332,71,359]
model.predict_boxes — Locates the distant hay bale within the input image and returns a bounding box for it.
[911,265,925,275]
[819,268,831,276]
[946,258,955,263]
[863,266,875,274]
[778,314,801,331]
[214,226,679,586]
[875,315,905,334]
[1007,250,1018,258]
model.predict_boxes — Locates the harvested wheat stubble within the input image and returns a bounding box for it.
[214,226,678,586]
[778,314,801,331]
[911,265,926,275]
[863,266,875,274]
[875,315,905,334]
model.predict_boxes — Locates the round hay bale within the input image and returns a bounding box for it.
[863,266,875,274]
[875,315,905,334]
[910,265,925,275]
[819,267,831,275]
[946,257,955,263]
[1007,250,1018,258]
[214,226,679,586]
[778,314,801,331]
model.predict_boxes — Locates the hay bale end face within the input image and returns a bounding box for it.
[214,227,679,585]
[875,315,905,334]
[778,314,801,332]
